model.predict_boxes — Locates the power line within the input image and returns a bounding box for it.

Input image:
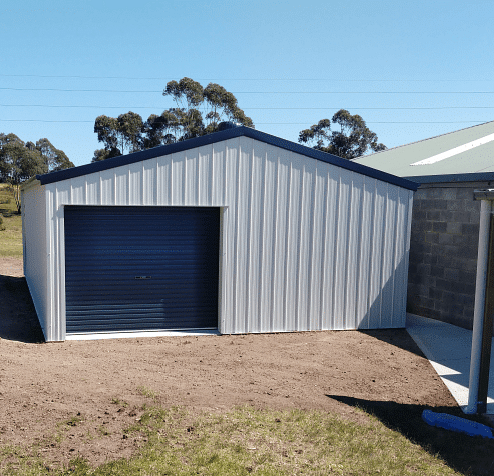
[2,87,494,94]
[0,88,160,93]
[267,121,491,124]
[0,119,94,123]
[0,74,492,81]
[1,104,494,110]
[0,119,489,124]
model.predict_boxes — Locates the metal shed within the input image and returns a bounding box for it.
[21,127,418,342]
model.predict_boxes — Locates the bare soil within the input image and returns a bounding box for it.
[1,257,493,474]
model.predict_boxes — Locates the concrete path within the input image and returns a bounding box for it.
[406,313,494,414]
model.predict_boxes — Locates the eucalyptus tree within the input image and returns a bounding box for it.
[93,77,254,162]
[0,134,44,186]
[0,133,73,212]
[93,111,144,162]
[298,109,386,159]
[35,138,73,172]
[141,110,180,149]
[117,111,144,153]
[202,82,254,134]
[162,77,254,139]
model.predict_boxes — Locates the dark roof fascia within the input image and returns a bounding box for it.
[474,189,494,201]
[37,127,419,191]
[405,172,494,185]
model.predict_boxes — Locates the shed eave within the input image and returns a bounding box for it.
[405,172,494,185]
[36,127,419,192]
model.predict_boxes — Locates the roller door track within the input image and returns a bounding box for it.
[64,206,220,334]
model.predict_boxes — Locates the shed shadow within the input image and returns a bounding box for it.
[357,328,427,359]
[0,273,45,343]
[355,250,427,359]
[326,394,494,476]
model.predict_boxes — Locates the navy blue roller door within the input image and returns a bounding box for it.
[64,206,220,333]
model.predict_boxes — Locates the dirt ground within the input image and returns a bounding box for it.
[1,257,492,473]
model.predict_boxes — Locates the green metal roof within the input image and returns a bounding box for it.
[354,121,494,179]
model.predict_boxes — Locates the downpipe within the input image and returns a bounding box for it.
[465,199,491,414]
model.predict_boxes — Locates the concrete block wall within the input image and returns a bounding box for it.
[407,183,483,329]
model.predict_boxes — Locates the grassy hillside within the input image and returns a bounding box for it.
[0,183,23,258]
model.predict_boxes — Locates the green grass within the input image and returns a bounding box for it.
[136,385,159,402]
[0,184,22,258]
[60,414,85,429]
[0,405,463,476]
[110,397,128,407]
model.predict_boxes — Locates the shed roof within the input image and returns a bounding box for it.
[354,120,494,183]
[36,126,418,191]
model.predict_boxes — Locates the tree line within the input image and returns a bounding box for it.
[92,77,254,162]
[0,134,74,212]
[92,77,387,162]
[298,109,386,159]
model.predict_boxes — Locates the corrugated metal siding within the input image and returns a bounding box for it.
[37,136,413,340]
[21,182,48,339]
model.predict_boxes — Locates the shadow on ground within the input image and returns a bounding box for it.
[358,328,427,359]
[327,394,494,476]
[0,274,44,343]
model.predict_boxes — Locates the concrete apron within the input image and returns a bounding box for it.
[406,313,494,415]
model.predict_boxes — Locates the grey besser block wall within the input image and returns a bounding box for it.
[407,183,482,330]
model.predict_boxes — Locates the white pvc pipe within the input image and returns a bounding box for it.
[465,199,491,414]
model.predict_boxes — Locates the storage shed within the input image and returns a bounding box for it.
[22,126,418,342]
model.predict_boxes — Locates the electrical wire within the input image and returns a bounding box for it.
[0,119,489,124]
[0,74,492,81]
[1,87,494,94]
[1,104,494,110]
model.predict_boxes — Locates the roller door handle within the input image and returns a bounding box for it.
[135,276,151,280]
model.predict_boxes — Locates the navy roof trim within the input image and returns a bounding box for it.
[37,126,419,191]
[405,172,494,184]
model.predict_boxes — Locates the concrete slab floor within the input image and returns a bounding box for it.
[406,313,494,415]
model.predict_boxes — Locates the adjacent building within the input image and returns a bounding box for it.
[355,120,494,329]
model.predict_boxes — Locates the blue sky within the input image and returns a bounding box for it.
[2,0,494,167]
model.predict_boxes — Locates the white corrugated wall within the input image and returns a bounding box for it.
[30,136,413,341]
[21,181,49,338]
